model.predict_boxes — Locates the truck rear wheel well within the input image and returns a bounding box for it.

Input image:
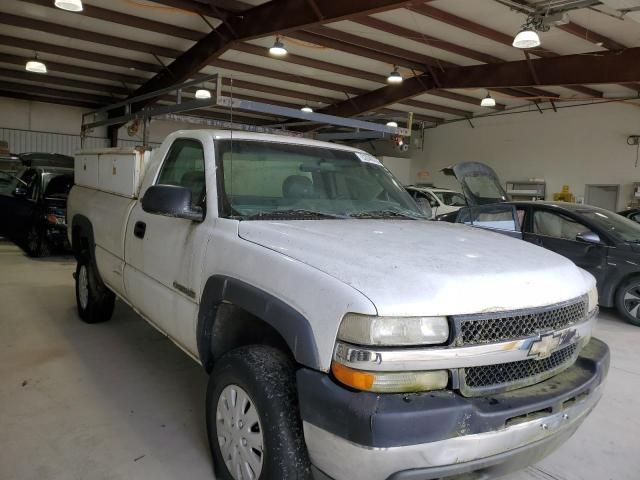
[205,303,293,372]
[70,216,94,259]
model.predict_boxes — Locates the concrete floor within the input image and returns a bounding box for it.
[0,239,639,480]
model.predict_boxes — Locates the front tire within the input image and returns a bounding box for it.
[615,277,640,327]
[75,254,115,324]
[206,345,311,480]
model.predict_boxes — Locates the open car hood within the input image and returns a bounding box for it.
[441,162,509,206]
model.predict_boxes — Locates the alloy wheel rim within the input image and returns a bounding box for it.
[623,285,640,319]
[216,384,264,480]
[78,265,89,310]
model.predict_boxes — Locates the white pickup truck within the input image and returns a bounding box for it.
[67,130,609,480]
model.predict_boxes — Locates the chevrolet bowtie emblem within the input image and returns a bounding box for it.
[528,329,579,360]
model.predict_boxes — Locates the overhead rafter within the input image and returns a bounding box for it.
[408,3,603,98]
[351,15,560,101]
[0,5,494,115]
[0,34,162,72]
[351,16,504,65]
[0,12,182,59]
[18,0,203,41]
[0,89,102,110]
[0,52,142,85]
[285,29,505,110]
[0,80,116,105]
[314,47,640,119]
[230,43,474,117]
[556,20,640,92]
[152,0,250,14]
[131,0,428,100]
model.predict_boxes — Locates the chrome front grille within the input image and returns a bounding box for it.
[460,343,579,396]
[455,297,587,346]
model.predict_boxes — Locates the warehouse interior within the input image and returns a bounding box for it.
[1,1,640,480]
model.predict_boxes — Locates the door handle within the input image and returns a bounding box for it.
[133,221,146,239]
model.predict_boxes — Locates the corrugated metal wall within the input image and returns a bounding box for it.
[0,128,160,155]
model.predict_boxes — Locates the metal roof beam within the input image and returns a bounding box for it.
[313,47,640,119]
[131,0,427,101]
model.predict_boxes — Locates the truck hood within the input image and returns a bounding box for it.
[238,220,593,317]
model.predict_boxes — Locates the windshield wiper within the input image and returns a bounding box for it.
[243,209,347,220]
[349,209,424,220]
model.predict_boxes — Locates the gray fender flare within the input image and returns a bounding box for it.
[197,275,321,371]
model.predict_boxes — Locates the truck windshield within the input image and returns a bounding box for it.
[217,140,425,220]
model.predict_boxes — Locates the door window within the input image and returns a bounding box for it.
[533,210,589,240]
[157,139,205,207]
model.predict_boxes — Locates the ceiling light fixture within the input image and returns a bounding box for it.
[54,0,83,12]
[195,89,211,99]
[25,53,47,74]
[513,14,546,49]
[387,67,403,84]
[269,36,287,57]
[480,93,496,107]
[513,28,541,49]
[386,121,398,128]
[301,104,313,113]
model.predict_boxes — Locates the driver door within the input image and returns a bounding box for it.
[525,208,609,282]
[124,138,211,354]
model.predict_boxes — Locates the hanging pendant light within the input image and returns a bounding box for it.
[26,53,47,74]
[195,89,211,99]
[387,67,403,84]
[480,93,496,107]
[301,104,313,113]
[513,28,541,49]
[54,0,83,12]
[269,37,287,57]
[386,121,398,128]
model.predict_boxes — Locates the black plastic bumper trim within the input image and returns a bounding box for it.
[297,338,609,448]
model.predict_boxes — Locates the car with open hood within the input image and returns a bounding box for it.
[441,161,640,326]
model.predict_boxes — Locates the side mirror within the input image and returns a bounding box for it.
[142,185,203,222]
[415,198,433,219]
[13,186,27,197]
[576,230,601,244]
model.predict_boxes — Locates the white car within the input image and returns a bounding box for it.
[67,131,607,480]
[406,186,466,217]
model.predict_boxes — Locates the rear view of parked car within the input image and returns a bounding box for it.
[0,166,74,256]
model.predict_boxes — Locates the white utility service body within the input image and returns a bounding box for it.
[67,130,609,480]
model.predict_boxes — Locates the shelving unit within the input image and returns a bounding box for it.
[506,181,546,201]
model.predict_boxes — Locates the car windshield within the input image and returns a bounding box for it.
[579,207,640,243]
[433,191,466,207]
[217,140,425,220]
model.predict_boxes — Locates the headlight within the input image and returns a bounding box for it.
[331,362,448,393]
[337,313,449,346]
[587,285,598,313]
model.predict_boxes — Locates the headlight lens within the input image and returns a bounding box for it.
[587,286,598,313]
[331,362,448,393]
[337,313,449,346]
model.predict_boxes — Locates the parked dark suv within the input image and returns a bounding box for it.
[0,166,74,256]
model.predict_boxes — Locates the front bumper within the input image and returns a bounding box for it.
[299,338,609,480]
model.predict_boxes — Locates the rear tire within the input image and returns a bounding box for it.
[206,345,311,480]
[615,277,640,327]
[75,253,115,324]
[26,224,50,258]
